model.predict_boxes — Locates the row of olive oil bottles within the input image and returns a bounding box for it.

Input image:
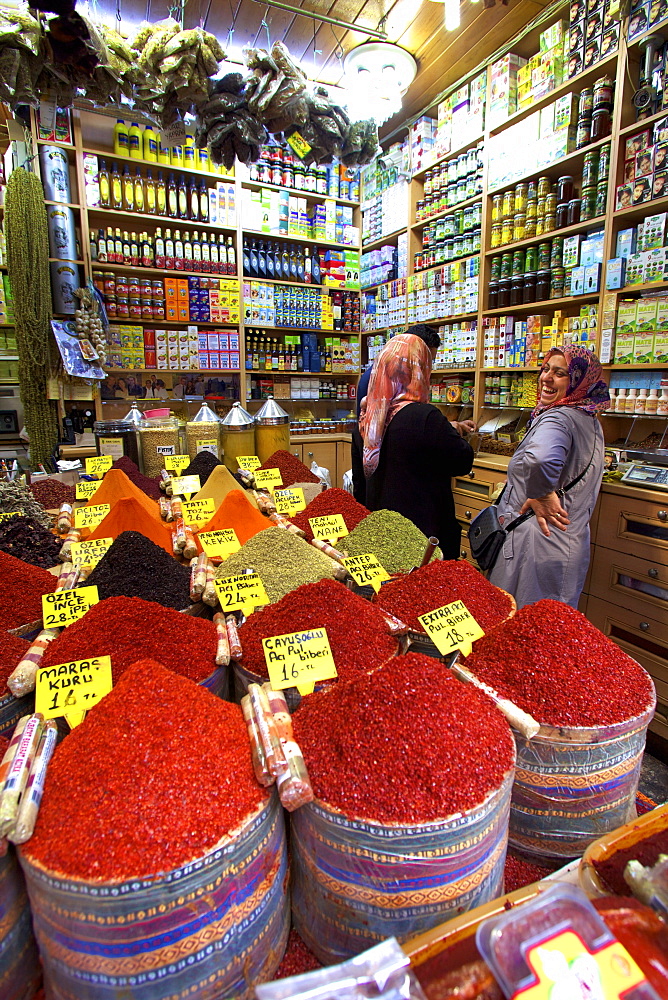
[90,227,237,274]
[98,161,215,224]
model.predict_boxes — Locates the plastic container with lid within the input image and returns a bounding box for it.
[93,418,140,467]
[254,396,290,465]
[220,401,255,473]
[186,401,223,461]
[138,414,180,477]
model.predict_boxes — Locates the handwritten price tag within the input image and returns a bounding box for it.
[254,468,283,490]
[287,130,312,160]
[182,497,215,526]
[74,504,111,530]
[75,480,100,501]
[262,627,337,696]
[164,454,190,473]
[309,514,348,543]
[342,553,390,593]
[70,537,113,568]
[418,600,485,658]
[85,455,112,477]
[196,439,219,457]
[170,474,201,498]
[42,585,100,630]
[199,528,241,559]
[36,655,113,729]
[274,487,306,515]
[0,511,22,521]
[214,573,269,615]
[237,455,261,471]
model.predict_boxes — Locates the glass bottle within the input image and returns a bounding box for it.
[177,176,188,219]
[134,168,144,213]
[199,183,209,222]
[189,180,199,221]
[226,236,236,275]
[98,159,111,208]
[144,169,156,214]
[111,164,123,209]
[167,173,178,218]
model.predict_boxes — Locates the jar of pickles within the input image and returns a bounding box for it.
[501,219,513,244]
[492,194,503,223]
[502,189,515,218]
[513,215,526,241]
[515,183,528,212]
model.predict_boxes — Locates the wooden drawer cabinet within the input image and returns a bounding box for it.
[589,546,668,624]
[597,491,668,565]
[454,493,488,526]
[452,464,506,502]
[586,595,668,742]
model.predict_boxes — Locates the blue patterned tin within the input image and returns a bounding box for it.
[0,847,40,999]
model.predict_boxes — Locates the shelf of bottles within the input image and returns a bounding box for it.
[248,373,357,403]
[245,329,359,374]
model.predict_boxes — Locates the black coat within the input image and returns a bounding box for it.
[351,402,474,560]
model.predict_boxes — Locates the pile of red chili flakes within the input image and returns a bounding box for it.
[293,653,514,825]
[24,659,266,881]
[465,600,655,728]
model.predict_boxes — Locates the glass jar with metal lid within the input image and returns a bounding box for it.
[138,414,180,477]
[254,396,290,465]
[186,401,223,462]
[94,418,140,467]
[220,401,256,473]
[537,176,551,198]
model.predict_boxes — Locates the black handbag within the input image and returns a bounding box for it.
[468,435,597,572]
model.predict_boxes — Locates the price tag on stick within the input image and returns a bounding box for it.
[309,514,348,544]
[0,511,22,521]
[237,455,261,471]
[170,474,201,499]
[70,537,113,568]
[42,585,100,630]
[75,481,100,501]
[199,528,241,560]
[36,655,113,729]
[274,487,306,515]
[85,455,112,477]
[262,627,337,696]
[182,497,215,526]
[164,454,190,473]
[342,553,390,593]
[214,573,270,615]
[74,504,111,530]
[254,468,283,490]
[418,600,485,658]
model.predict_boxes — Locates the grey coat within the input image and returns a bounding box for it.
[488,407,604,609]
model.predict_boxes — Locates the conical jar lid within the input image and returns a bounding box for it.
[255,396,289,425]
[122,401,143,426]
[221,401,254,429]
[189,401,222,425]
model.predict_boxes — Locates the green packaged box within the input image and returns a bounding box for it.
[616,300,637,335]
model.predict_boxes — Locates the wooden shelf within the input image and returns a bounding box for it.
[432,366,476,374]
[603,363,668,369]
[49,258,84,265]
[487,136,612,195]
[82,147,234,183]
[244,229,358,251]
[88,206,236,232]
[240,178,357,207]
[416,311,479,322]
[484,215,606,256]
[619,109,668,138]
[104,368,241,374]
[614,281,668,294]
[240,274,334,291]
[362,228,406,252]
[481,365,539,372]
[483,292,600,315]
[250,325,359,335]
[613,194,668,224]
[45,200,81,209]
[411,195,483,230]
[36,139,75,151]
[411,135,484,182]
[107,319,239,328]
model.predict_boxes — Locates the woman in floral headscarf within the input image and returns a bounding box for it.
[351,333,474,558]
[488,345,610,608]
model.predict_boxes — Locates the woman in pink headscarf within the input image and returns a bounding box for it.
[488,345,610,608]
[351,333,474,559]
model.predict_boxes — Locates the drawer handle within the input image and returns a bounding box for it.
[468,471,475,479]
[308,452,313,457]
[465,510,472,519]
[658,510,668,522]
[640,622,650,631]
[649,568,659,579]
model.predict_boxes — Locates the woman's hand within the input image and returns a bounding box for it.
[520,492,570,537]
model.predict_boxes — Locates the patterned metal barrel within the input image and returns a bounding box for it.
[0,847,41,999]
[20,793,289,1000]
[291,768,515,966]
[509,683,656,864]
[0,692,35,738]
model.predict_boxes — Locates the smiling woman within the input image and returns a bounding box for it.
[486,346,610,609]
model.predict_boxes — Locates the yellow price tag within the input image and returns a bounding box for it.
[198,528,241,559]
[42,585,100,630]
[254,468,283,490]
[237,455,261,471]
[36,655,113,729]
[214,573,270,615]
[85,455,112,477]
[170,474,201,498]
[342,553,390,594]
[309,514,348,544]
[418,600,485,658]
[196,439,219,457]
[0,511,22,521]
[70,537,113,568]
[164,454,190,473]
[273,487,306,515]
[75,481,100,501]
[287,130,312,160]
[263,627,337,696]
[182,497,215,526]
[74,504,111,530]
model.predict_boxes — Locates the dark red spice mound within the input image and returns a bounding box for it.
[374,560,513,633]
[112,456,162,500]
[293,654,514,824]
[238,578,397,683]
[504,853,552,893]
[259,449,320,486]
[41,596,217,685]
[0,550,57,629]
[592,827,668,896]
[29,478,75,508]
[0,514,61,569]
[465,600,655,728]
[23,659,266,881]
[0,630,28,690]
[275,929,322,979]
[289,488,369,541]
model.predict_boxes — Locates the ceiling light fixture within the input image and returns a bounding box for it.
[343,41,418,126]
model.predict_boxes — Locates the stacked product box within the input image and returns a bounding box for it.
[361,281,407,331]
[366,333,390,362]
[431,71,487,163]
[241,190,359,245]
[197,330,241,371]
[567,0,619,79]
[433,321,477,368]
[410,116,438,174]
[482,306,598,368]
[407,258,479,323]
[483,372,539,407]
[517,22,567,109]
[243,281,333,330]
[607,211,668,288]
[610,295,668,364]
[362,179,409,243]
[0,327,18,382]
[566,228,605,295]
[488,53,527,129]
[627,0,665,42]
[321,248,360,288]
[361,245,399,287]
[616,119,668,210]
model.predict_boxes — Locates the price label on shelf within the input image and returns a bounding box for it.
[74,504,111,530]
[196,440,219,457]
[214,573,269,616]
[262,627,337,696]
[182,497,215,526]
[418,600,485,658]
[342,553,390,593]
[85,455,112,477]
[164,454,190,473]
[36,655,113,729]
[287,131,312,160]
[75,481,101,501]
[254,468,283,490]
[236,455,261,471]
[199,528,241,560]
[70,537,113,568]
[42,585,100,630]
[170,475,201,498]
[309,514,348,544]
[273,488,306,515]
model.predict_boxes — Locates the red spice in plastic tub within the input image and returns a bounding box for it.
[258,450,319,487]
[289,488,369,541]
[464,600,655,728]
[374,560,514,634]
[0,550,57,630]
